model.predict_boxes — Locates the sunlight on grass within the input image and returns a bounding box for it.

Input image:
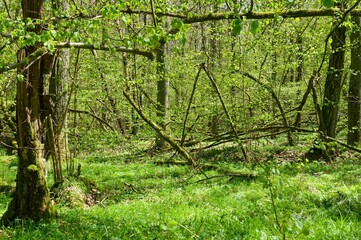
[1,148,361,239]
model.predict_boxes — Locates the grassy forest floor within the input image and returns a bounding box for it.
[0,138,361,239]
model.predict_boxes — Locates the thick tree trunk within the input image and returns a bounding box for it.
[1,0,55,225]
[46,0,70,183]
[347,15,361,146]
[321,22,346,138]
[315,16,347,161]
[48,50,69,182]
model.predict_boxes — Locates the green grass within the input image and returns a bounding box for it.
[1,145,361,239]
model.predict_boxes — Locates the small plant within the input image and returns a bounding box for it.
[260,163,310,239]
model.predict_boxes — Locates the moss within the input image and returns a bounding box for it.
[27,164,38,171]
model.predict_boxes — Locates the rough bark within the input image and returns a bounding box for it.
[44,0,71,183]
[314,12,347,161]
[321,21,347,139]
[347,15,361,146]
[155,39,169,148]
[1,0,55,225]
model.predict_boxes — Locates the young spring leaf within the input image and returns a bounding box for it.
[171,18,184,30]
[250,20,260,35]
[321,0,334,8]
[232,18,243,36]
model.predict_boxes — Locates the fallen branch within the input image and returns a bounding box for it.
[202,64,248,160]
[190,172,258,184]
[68,108,116,132]
[322,135,361,153]
[123,90,197,166]
[241,71,293,145]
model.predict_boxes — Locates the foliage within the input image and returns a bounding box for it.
[1,0,361,234]
[1,141,361,239]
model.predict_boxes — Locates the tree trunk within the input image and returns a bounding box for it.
[46,0,70,182]
[316,15,347,161]
[295,35,303,82]
[155,39,169,148]
[321,22,346,139]
[1,0,55,225]
[347,15,361,146]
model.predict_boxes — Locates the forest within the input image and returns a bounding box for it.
[0,0,361,239]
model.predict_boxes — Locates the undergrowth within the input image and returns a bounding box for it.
[0,142,360,239]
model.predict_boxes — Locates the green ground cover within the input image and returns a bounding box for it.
[0,145,360,239]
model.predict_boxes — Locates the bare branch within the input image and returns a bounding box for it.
[55,42,154,60]
[150,0,157,27]
[123,90,197,166]
[2,0,11,18]
[68,108,116,132]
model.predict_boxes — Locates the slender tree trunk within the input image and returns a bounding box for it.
[347,15,361,146]
[1,0,54,225]
[295,36,303,83]
[155,39,169,148]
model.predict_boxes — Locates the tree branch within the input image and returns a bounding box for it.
[201,64,249,160]
[68,108,116,132]
[123,90,197,166]
[183,8,361,24]
[0,47,48,74]
[2,0,11,19]
[55,42,154,60]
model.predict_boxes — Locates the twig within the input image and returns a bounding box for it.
[150,0,157,27]
[190,173,257,184]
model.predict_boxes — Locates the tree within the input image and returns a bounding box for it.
[317,7,347,160]
[347,15,361,146]
[1,0,55,225]
[320,13,347,140]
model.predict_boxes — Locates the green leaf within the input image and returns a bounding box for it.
[180,32,187,45]
[231,19,243,36]
[250,20,260,35]
[24,18,35,30]
[149,34,160,45]
[50,30,57,38]
[93,42,100,49]
[48,43,55,52]
[321,0,334,8]
[16,74,24,82]
[302,228,310,236]
[171,18,184,30]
